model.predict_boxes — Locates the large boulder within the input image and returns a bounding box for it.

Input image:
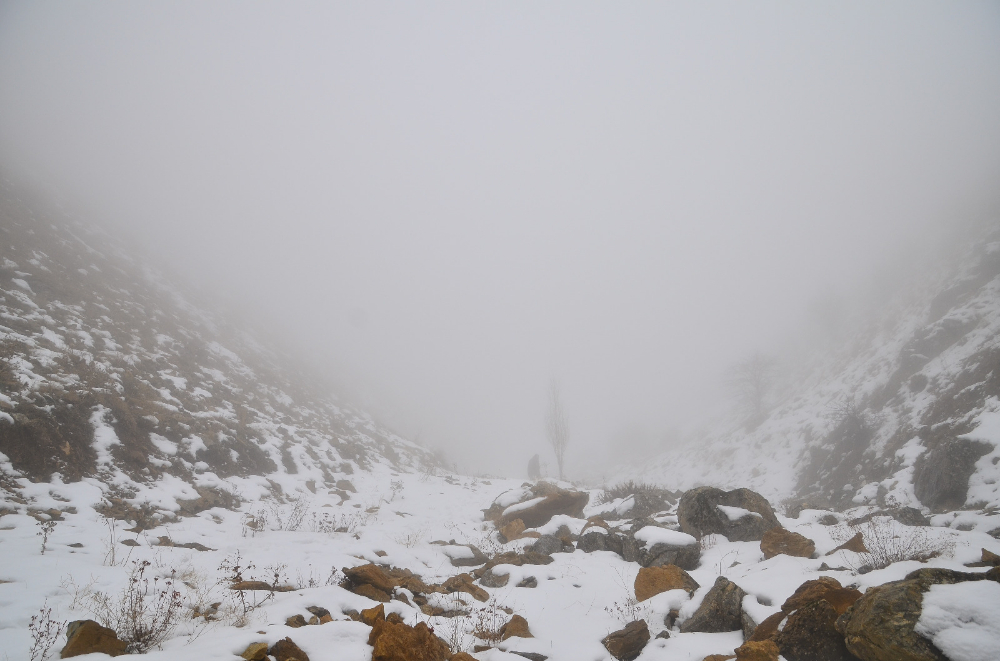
[634,565,699,602]
[680,576,747,633]
[344,563,396,594]
[60,620,128,658]
[677,487,780,542]
[734,640,779,661]
[774,599,855,661]
[485,482,589,528]
[760,527,815,560]
[500,614,533,640]
[601,620,650,661]
[837,568,999,661]
[368,620,451,661]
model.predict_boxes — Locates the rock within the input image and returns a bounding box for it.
[677,487,780,542]
[818,514,840,526]
[734,639,779,661]
[530,534,567,555]
[473,551,553,578]
[702,656,736,661]
[578,531,609,553]
[848,507,929,528]
[984,548,1000,565]
[775,599,855,661]
[655,630,671,640]
[747,612,785,642]
[509,652,548,661]
[344,563,396,594]
[361,603,386,626]
[837,568,998,661]
[369,620,450,661]
[285,614,308,628]
[231,580,296,592]
[354,583,392,602]
[449,544,489,567]
[240,642,270,661]
[516,576,538,588]
[634,565,699,602]
[780,577,861,616]
[601,620,650,661]
[336,479,357,493]
[486,482,590,528]
[306,605,331,619]
[639,529,702,571]
[480,568,510,588]
[680,576,747,633]
[913,438,992,511]
[760,527,815,560]
[60,620,128,658]
[269,637,311,661]
[500,518,526,542]
[500,614,533,640]
[827,532,868,555]
[442,573,489,602]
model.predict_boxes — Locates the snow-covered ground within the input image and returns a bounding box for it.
[3,462,999,661]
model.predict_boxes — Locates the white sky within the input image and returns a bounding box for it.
[1,2,999,477]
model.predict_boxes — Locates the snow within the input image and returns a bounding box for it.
[915,581,1000,661]
[90,406,122,465]
[716,505,762,522]
[502,496,547,517]
[633,526,697,549]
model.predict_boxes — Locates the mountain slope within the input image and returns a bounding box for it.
[634,223,1000,515]
[0,179,439,517]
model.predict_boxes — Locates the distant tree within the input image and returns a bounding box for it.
[545,381,569,480]
[727,352,776,428]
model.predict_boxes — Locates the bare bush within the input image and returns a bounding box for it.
[84,560,183,653]
[393,529,426,548]
[217,551,286,627]
[28,601,65,661]
[840,516,953,573]
[269,496,310,532]
[472,598,508,647]
[597,480,670,505]
[36,519,56,555]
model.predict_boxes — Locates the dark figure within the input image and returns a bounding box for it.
[527,453,541,480]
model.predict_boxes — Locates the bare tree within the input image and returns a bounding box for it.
[545,381,569,480]
[727,352,776,428]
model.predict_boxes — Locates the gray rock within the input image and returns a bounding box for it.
[677,486,780,542]
[679,576,747,633]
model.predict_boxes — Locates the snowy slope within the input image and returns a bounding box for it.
[0,179,441,522]
[631,223,1000,515]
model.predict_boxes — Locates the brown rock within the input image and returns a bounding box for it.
[354,583,393,602]
[285,614,308,628]
[320,614,333,624]
[775,599,856,661]
[634,565,700,602]
[747,612,785,642]
[781,577,861,616]
[344,564,396,593]
[442,573,489,602]
[269,637,311,661]
[680,576,747,633]
[760,528,815,560]
[361,603,386,626]
[487,483,590,528]
[734,639,779,661]
[500,614,533,640]
[501,518,526,541]
[601,620,650,661]
[240,642,270,661]
[983,548,1000,565]
[231,580,296,591]
[702,656,736,661]
[60,620,127,658]
[369,620,451,661]
[827,532,868,555]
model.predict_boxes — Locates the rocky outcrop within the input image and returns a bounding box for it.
[734,640,779,661]
[680,576,747,633]
[760,527,815,560]
[634,565,699,602]
[913,438,992,511]
[837,568,999,661]
[368,619,450,661]
[60,620,128,658]
[601,620,649,661]
[677,487,779,542]
[485,482,589,528]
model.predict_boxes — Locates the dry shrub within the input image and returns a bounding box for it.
[841,516,954,573]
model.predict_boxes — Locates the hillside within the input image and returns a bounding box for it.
[0,179,440,520]
[633,222,1000,520]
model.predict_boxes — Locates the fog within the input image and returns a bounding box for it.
[1,2,999,478]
